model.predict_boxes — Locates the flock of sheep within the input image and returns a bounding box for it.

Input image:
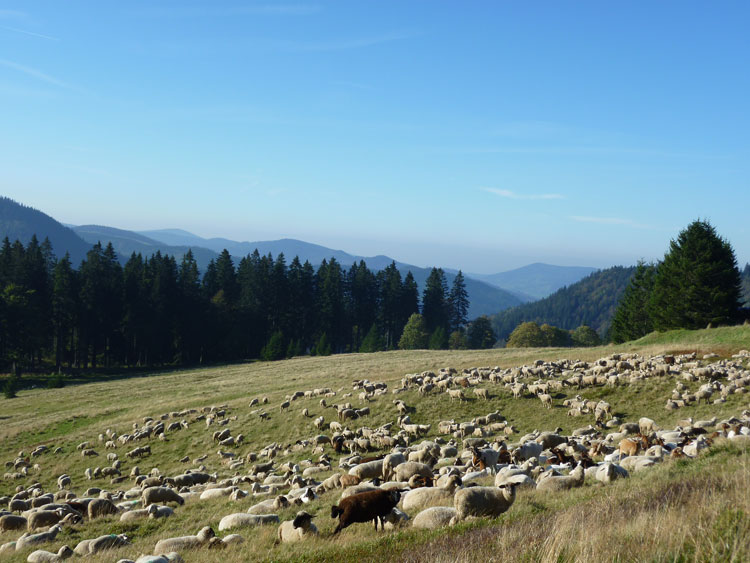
[1,349,750,561]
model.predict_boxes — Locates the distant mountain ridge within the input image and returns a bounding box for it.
[137,229,522,318]
[468,263,597,300]
[490,266,637,342]
[0,197,522,318]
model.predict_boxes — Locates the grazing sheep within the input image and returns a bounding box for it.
[0,514,27,531]
[536,464,585,492]
[452,484,516,522]
[87,498,119,519]
[276,511,318,543]
[447,389,465,402]
[473,388,489,401]
[142,487,185,507]
[154,527,216,553]
[412,506,458,529]
[28,509,66,531]
[331,489,402,534]
[401,475,462,512]
[394,461,433,483]
[382,453,407,481]
[218,513,279,531]
[26,545,74,562]
[349,459,383,480]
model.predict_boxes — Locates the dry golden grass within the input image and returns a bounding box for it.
[1,325,749,562]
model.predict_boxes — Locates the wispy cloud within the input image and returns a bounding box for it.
[570,215,651,229]
[0,59,81,92]
[0,25,58,40]
[482,187,565,200]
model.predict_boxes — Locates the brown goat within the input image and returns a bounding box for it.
[330,489,401,534]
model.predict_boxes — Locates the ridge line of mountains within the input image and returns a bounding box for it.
[0,196,608,322]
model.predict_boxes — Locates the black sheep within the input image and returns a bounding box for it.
[330,489,401,534]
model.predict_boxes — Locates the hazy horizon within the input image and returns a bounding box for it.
[3,2,749,273]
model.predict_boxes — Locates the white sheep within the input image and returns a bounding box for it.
[218,513,279,532]
[536,464,585,492]
[276,511,318,543]
[412,506,457,529]
[595,462,629,484]
[26,545,74,562]
[153,526,216,553]
[134,554,184,563]
[452,484,516,522]
[15,524,63,551]
[401,475,462,512]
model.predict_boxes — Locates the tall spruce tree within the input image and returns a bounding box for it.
[610,261,656,343]
[649,220,742,330]
[422,268,449,335]
[448,270,469,333]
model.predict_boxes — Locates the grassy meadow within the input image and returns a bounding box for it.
[1,325,749,562]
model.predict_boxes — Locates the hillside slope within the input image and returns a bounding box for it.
[490,265,636,341]
[0,326,748,562]
[469,262,597,300]
[0,197,91,264]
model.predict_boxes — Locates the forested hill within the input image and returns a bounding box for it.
[742,263,750,306]
[490,266,636,342]
[0,197,91,264]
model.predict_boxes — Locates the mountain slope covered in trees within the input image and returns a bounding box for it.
[490,266,636,343]
[0,197,91,264]
[468,263,596,300]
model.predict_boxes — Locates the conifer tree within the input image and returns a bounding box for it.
[467,316,496,349]
[610,261,656,343]
[448,270,469,332]
[649,220,742,330]
[422,268,449,334]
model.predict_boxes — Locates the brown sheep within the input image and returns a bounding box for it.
[331,489,402,534]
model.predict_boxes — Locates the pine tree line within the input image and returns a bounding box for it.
[0,236,482,373]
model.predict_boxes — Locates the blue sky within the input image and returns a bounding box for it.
[1,1,749,273]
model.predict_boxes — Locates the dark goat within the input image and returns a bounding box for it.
[330,489,401,534]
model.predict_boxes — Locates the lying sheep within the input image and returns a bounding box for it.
[536,464,585,492]
[15,524,63,551]
[276,511,318,543]
[331,489,401,534]
[148,504,174,519]
[452,484,516,523]
[218,513,279,531]
[401,475,462,512]
[87,533,130,554]
[26,545,74,562]
[595,462,629,484]
[412,506,458,529]
[154,527,216,553]
[134,554,184,563]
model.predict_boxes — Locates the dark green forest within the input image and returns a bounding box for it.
[490,266,636,343]
[0,235,486,374]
